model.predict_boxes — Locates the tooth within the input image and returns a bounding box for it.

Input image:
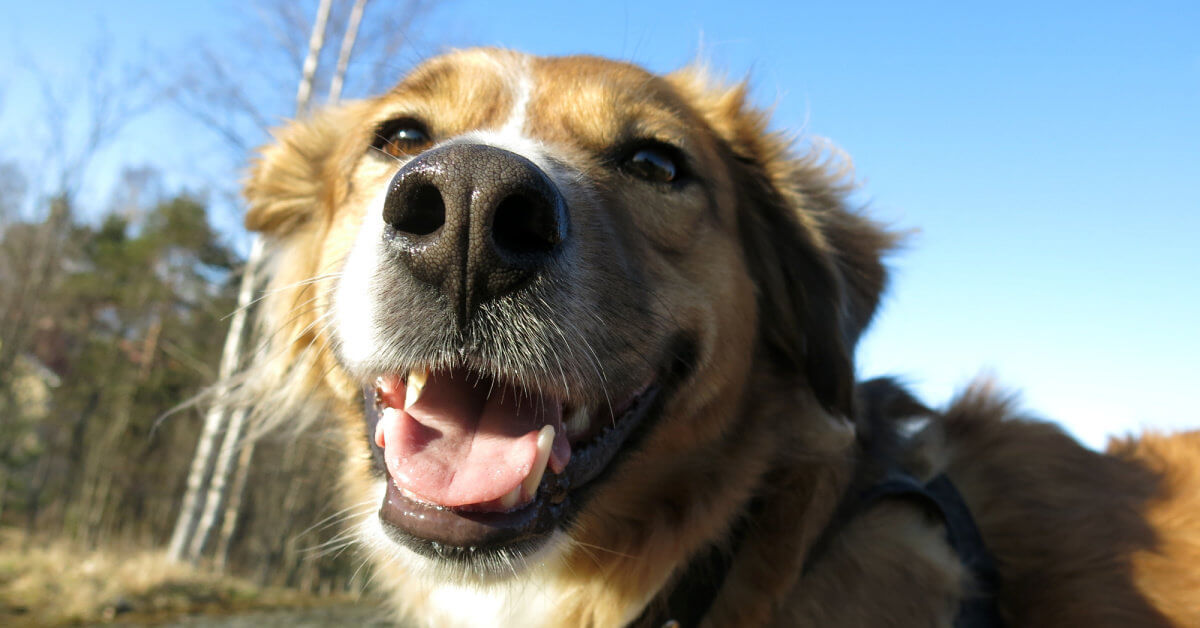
[564,405,590,438]
[499,484,521,510]
[405,369,428,408]
[521,425,555,500]
[376,407,400,448]
[377,375,398,395]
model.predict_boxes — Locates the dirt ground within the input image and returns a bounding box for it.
[0,530,395,627]
[112,603,398,627]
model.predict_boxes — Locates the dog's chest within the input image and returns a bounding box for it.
[423,576,562,628]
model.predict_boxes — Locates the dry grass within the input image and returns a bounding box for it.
[0,528,333,626]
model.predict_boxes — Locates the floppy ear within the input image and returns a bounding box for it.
[243,104,364,235]
[233,105,369,436]
[736,171,857,416]
[669,70,896,417]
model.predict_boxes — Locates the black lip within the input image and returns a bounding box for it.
[378,479,557,555]
[359,336,694,572]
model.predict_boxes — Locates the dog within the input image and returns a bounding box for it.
[239,48,1200,626]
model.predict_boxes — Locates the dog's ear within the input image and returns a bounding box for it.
[234,105,368,436]
[244,105,363,235]
[668,70,896,417]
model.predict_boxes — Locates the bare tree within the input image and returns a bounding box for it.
[167,236,265,562]
[0,39,153,393]
[295,0,335,117]
[166,0,437,568]
[213,429,255,570]
[34,38,155,199]
[171,0,338,563]
[164,0,440,170]
[209,0,373,566]
[328,0,369,105]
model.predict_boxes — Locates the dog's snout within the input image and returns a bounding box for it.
[382,143,568,326]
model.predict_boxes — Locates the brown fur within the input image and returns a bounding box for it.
[930,383,1183,626]
[1111,432,1200,625]
[240,48,1200,626]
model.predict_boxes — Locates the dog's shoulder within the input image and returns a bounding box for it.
[930,382,1184,626]
[780,379,1191,626]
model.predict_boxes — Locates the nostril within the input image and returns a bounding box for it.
[387,183,445,236]
[492,193,564,258]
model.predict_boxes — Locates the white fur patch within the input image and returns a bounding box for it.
[422,558,564,628]
[498,56,534,137]
[333,185,390,371]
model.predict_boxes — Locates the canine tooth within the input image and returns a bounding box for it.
[376,407,401,448]
[405,369,428,408]
[499,484,521,510]
[564,405,591,438]
[522,425,555,499]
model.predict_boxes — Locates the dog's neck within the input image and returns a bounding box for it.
[637,380,862,626]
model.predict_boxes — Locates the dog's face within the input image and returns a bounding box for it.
[244,48,890,602]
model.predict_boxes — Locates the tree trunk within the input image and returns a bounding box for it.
[214,433,255,571]
[187,405,249,559]
[169,0,336,563]
[167,237,263,562]
[295,0,334,117]
[328,0,369,105]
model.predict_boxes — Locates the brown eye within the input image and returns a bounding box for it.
[372,118,432,157]
[623,145,680,184]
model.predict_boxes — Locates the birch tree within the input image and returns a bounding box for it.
[166,0,438,568]
[168,0,335,565]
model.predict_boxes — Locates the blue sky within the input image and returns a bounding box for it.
[3,1,1197,448]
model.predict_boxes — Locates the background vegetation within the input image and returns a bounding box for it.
[0,1,442,622]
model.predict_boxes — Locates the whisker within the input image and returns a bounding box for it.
[223,272,343,320]
[570,538,641,560]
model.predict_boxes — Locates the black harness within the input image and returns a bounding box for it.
[854,471,1003,628]
[636,471,1002,627]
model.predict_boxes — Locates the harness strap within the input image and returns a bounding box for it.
[631,513,752,628]
[636,471,1002,627]
[851,471,1003,628]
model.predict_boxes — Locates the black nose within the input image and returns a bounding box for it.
[382,143,568,327]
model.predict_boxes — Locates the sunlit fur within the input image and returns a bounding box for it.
[1111,432,1200,627]
[239,48,1200,626]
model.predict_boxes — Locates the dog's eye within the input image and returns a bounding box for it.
[372,118,433,156]
[623,145,680,184]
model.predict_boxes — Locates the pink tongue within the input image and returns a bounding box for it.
[380,372,563,507]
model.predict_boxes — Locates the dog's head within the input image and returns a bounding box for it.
[243,48,892,598]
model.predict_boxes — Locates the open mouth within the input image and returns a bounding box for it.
[362,362,667,564]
